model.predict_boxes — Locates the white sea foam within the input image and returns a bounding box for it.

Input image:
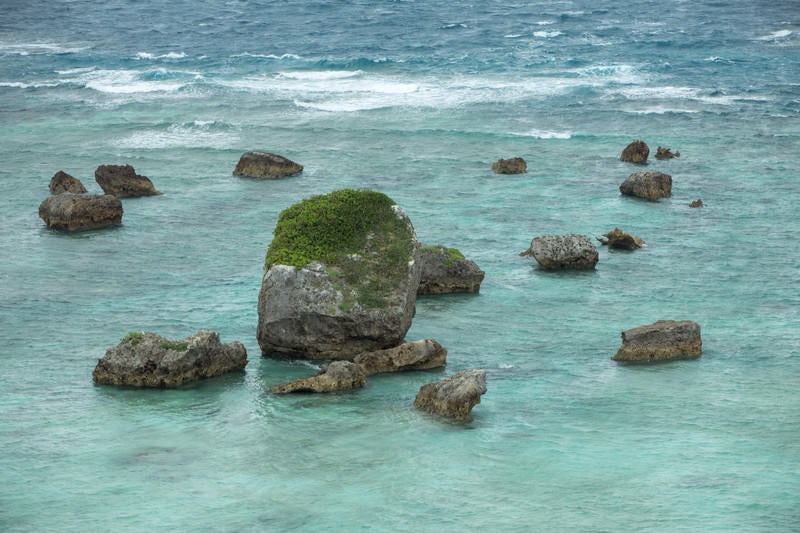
[114,122,239,149]
[756,29,792,41]
[276,70,364,81]
[136,52,187,60]
[514,129,572,139]
[0,42,89,56]
[0,81,60,89]
[69,69,190,94]
[535,20,556,25]
[232,52,304,60]
[534,31,563,38]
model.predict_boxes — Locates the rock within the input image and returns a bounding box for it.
[492,157,527,174]
[38,193,123,231]
[619,171,672,201]
[354,339,447,376]
[95,164,160,197]
[655,146,680,159]
[521,234,598,270]
[414,369,487,421]
[620,140,650,164]
[690,198,704,208]
[270,361,367,394]
[49,170,87,194]
[233,151,303,178]
[92,330,247,388]
[612,320,702,364]
[257,189,421,360]
[597,228,645,250]
[417,244,485,295]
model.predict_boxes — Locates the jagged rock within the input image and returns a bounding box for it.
[655,146,680,159]
[612,320,702,364]
[92,330,247,388]
[620,171,672,201]
[233,151,303,178]
[690,198,704,208]
[354,339,447,376]
[597,228,645,250]
[492,157,527,174]
[417,244,485,295]
[270,361,367,393]
[520,234,598,270]
[38,193,123,231]
[49,170,87,194]
[414,369,487,421]
[95,164,160,197]
[620,140,650,164]
[258,189,420,360]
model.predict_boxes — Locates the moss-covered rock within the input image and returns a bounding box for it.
[258,189,421,359]
[417,244,485,295]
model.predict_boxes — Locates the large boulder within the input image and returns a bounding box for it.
[619,171,672,201]
[49,170,87,194]
[257,189,421,360]
[417,244,485,295]
[354,339,447,376]
[95,164,160,197]
[492,157,527,174]
[38,193,123,231]
[233,151,303,178]
[414,369,487,421]
[521,234,598,270]
[92,330,247,387]
[597,228,644,250]
[270,361,367,394]
[620,140,650,164]
[612,320,702,364]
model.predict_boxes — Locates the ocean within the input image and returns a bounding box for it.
[1,0,798,530]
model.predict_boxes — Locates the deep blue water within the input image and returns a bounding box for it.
[1,1,799,531]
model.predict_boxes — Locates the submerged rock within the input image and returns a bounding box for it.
[597,228,645,250]
[492,157,527,174]
[233,151,303,178]
[92,330,247,387]
[417,244,485,295]
[620,140,650,164]
[270,361,367,394]
[95,164,160,197]
[257,189,420,360]
[655,146,680,159]
[619,171,672,201]
[690,198,704,208]
[38,193,122,231]
[521,234,598,270]
[49,170,87,195]
[354,339,447,376]
[414,369,487,421]
[612,320,702,364]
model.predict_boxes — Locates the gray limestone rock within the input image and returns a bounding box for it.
[414,369,487,421]
[619,171,672,201]
[354,339,447,376]
[612,320,702,364]
[270,361,367,393]
[49,170,87,195]
[233,151,303,178]
[95,164,160,197]
[620,140,650,164]
[417,244,485,295]
[521,234,598,270]
[39,193,123,231]
[492,157,527,174]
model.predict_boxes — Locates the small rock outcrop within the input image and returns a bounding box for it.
[92,330,247,388]
[49,171,87,195]
[414,369,487,421]
[39,193,123,231]
[492,157,527,174]
[597,228,644,250]
[521,234,598,270]
[690,198,704,208]
[417,244,485,295]
[620,140,650,164]
[612,320,702,364]
[258,189,420,360]
[655,146,680,159]
[233,151,303,178]
[95,164,160,197]
[619,171,672,201]
[270,361,367,394]
[354,339,447,376]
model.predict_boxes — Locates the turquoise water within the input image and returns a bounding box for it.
[1,1,799,530]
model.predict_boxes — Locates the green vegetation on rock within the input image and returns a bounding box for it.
[421,244,465,267]
[160,341,189,351]
[121,331,144,346]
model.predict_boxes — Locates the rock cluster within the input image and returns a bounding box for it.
[92,330,247,388]
[620,140,650,164]
[38,193,123,231]
[414,369,487,421]
[597,228,644,250]
[619,171,672,201]
[417,244,485,295]
[521,234,598,270]
[354,339,447,376]
[95,164,161,197]
[612,320,702,364]
[270,361,367,393]
[655,146,680,159]
[492,157,527,174]
[690,198,704,208]
[233,151,303,178]
[49,170,87,195]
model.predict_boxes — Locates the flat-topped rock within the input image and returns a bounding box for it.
[270,361,367,393]
[612,320,702,364]
[95,164,160,197]
[492,157,527,174]
[521,234,598,270]
[92,330,247,388]
[417,244,485,295]
[49,170,87,195]
[620,171,672,201]
[233,151,303,178]
[620,140,650,164]
[354,339,447,376]
[414,369,487,421]
[39,193,123,231]
[597,228,644,250]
